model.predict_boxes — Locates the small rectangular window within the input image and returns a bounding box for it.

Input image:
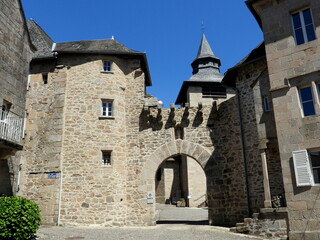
[102,151,112,165]
[103,61,111,72]
[299,86,315,116]
[263,97,271,112]
[42,73,48,84]
[202,86,226,98]
[102,100,113,116]
[292,8,316,45]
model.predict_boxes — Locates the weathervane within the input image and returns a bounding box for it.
[201,21,205,34]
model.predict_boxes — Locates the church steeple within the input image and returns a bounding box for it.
[189,34,222,82]
[175,33,228,106]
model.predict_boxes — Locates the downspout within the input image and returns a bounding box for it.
[235,88,252,217]
[57,171,63,225]
[16,164,22,193]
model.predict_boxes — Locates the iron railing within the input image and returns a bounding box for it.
[0,109,24,145]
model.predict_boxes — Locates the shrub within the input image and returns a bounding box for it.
[0,196,41,240]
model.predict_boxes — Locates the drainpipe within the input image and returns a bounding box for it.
[236,88,252,217]
[16,164,22,193]
[57,171,63,225]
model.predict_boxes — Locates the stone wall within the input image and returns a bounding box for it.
[0,0,33,197]
[19,60,65,224]
[22,51,251,227]
[236,58,284,212]
[251,0,320,238]
[0,0,33,117]
[187,157,207,207]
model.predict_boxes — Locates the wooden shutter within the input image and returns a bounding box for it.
[292,150,313,187]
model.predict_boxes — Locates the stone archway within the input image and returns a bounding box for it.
[141,139,213,224]
[142,140,212,181]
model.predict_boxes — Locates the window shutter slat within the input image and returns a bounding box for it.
[292,150,312,187]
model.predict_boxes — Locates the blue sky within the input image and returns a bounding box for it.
[21,0,262,107]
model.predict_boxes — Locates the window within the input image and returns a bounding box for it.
[101,100,113,117]
[299,86,315,116]
[102,151,112,166]
[1,101,11,121]
[310,151,320,184]
[292,8,316,45]
[263,97,271,112]
[293,150,320,186]
[102,61,111,72]
[42,73,48,84]
[202,86,226,98]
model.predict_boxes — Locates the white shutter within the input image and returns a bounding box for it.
[292,150,313,187]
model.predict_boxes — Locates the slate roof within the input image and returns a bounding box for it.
[27,19,54,60]
[54,39,140,55]
[222,42,266,88]
[192,33,220,64]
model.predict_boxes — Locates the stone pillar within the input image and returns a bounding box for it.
[260,149,272,208]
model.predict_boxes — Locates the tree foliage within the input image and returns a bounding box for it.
[0,196,41,240]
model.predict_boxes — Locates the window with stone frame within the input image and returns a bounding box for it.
[298,85,316,117]
[291,8,316,45]
[101,100,113,117]
[102,60,112,72]
[102,151,112,166]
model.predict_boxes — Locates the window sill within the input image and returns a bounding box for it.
[101,164,112,168]
[99,116,115,120]
[101,71,114,74]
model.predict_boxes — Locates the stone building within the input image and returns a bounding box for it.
[248,0,320,239]
[222,0,320,239]
[0,0,34,196]
[20,20,254,227]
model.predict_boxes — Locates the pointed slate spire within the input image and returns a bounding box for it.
[192,33,221,69]
[189,34,222,81]
[196,33,216,59]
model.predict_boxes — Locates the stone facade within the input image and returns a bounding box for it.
[247,0,320,239]
[21,40,251,225]
[0,0,34,196]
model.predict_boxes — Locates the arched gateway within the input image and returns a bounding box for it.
[142,140,212,180]
[141,140,213,224]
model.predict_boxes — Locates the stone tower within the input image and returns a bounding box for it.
[175,34,233,107]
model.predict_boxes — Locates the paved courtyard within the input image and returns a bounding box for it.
[37,225,264,240]
[155,204,208,223]
[36,205,265,240]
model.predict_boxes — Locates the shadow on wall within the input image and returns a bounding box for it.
[0,160,13,196]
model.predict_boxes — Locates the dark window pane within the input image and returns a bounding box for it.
[302,101,315,116]
[292,13,302,28]
[303,9,312,25]
[300,87,313,102]
[313,168,320,184]
[306,25,316,41]
[295,28,305,45]
[310,152,320,166]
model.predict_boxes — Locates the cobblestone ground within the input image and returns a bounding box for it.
[37,225,264,240]
[37,205,265,240]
